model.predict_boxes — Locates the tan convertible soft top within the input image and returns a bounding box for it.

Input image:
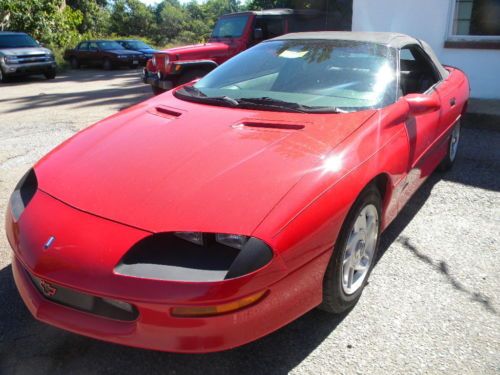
[273,31,449,79]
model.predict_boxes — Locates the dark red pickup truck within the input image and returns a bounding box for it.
[142,8,347,94]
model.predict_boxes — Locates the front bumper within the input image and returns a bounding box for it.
[6,190,326,352]
[1,61,56,76]
[141,68,173,90]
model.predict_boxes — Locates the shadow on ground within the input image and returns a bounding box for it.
[1,69,151,113]
[0,129,497,374]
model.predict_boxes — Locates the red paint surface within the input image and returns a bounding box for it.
[6,66,469,352]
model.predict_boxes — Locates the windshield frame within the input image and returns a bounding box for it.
[0,34,39,49]
[175,39,398,113]
[211,15,250,39]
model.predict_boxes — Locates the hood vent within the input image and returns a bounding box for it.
[238,121,305,131]
[149,106,183,119]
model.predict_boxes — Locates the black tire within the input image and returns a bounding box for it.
[103,58,112,70]
[439,121,461,171]
[0,67,7,83]
[176,69,208,86]
[70,57,79,69]
[44,69,56,80]
[319,185,382,314]
[152,86,166,95]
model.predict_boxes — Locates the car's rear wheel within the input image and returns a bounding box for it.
[439,121,461,171]
[103,58,112,70]
[70,57,79,69]
[320,186,381,314]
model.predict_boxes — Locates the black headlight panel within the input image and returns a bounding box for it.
[115,233,273,282]
[10,168,38,221]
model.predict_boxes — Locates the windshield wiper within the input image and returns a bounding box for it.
[176,86,240,107]
[238,97,346,114]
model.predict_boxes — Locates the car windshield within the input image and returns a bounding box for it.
[211,15,249,38]
[97,41,124,50]
[0,34,39,49]
[124,41,150,49]
[177,40,397,113]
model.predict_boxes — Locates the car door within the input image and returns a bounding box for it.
[77,42,90,64]
[88,42,100,66]
[398,44,442,209]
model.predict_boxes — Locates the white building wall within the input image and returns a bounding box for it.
[352,0,500,99]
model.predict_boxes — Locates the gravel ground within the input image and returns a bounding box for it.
[0,70,499,375]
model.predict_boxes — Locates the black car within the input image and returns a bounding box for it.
[0,32,57,82]
[64,40,143,70]
[115,40,157,65]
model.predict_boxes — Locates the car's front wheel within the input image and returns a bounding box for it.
[439,121,461,171]
[44,69,56,80]
[320,185,381,314]
[0,67,6,83]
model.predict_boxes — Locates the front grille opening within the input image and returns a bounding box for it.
[29,274,138,322]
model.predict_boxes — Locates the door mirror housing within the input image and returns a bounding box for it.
[405,93,441,115]
[253,28,264,40]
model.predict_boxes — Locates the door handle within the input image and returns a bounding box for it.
[450,97,456,107]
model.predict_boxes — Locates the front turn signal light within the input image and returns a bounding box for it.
[171,290,268,317]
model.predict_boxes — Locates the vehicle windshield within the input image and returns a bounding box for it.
[211,15,249,38]
[97,41,124,50]
[123,41,151,49]
[177,40,397,113]
[0,34,39,49]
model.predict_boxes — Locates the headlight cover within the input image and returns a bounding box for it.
[115,232,273,282]
[5,56,18,64]
[10,168,38,221]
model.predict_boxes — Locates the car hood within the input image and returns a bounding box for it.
[158,42,229,59]
[137,48,156,54]
[0,47,52,56]
[34,93,375,235]
[107,49,142,55]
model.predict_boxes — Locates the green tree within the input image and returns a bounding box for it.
[110,0,155,37]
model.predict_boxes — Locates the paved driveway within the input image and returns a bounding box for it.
[0,70,498,374]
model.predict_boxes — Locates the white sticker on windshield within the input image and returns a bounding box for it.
[279,50,308,59]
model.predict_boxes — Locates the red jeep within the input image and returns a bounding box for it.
[142,9,344,94]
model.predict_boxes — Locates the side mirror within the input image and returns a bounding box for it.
[253,28,264,40]
[405,93,441,115]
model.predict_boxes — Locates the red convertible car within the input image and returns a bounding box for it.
[6,32,468,353]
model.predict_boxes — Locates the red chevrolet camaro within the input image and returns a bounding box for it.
[6,32,469,353]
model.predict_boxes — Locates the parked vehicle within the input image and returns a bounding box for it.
[143,8,348,95]
[0,32,56,82]
[64,40,144,70]
[115,39,157,65]
[7,32,469,353]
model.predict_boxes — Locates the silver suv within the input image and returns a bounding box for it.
[0,32,57,82]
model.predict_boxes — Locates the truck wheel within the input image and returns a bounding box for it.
[103,58,112,70]
[152,86,166,95]
[44,69,57,80]
[176,69,208,86]
[70,57,79,69]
